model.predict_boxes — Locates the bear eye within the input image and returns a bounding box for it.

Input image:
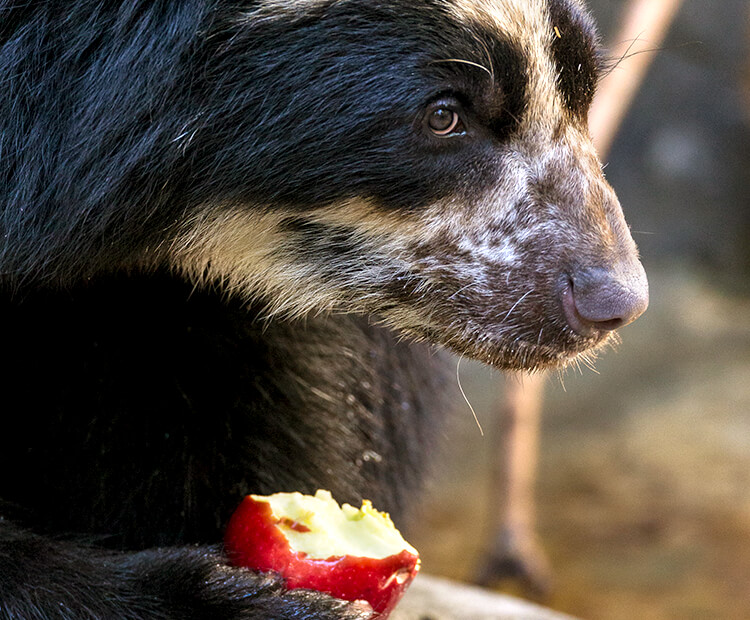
[425,101,466,137]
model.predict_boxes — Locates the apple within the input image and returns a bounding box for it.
[224,489,420,617]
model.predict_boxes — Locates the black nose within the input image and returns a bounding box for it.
[562,265,649,336]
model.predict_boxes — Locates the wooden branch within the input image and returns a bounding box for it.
[589,0,685,157]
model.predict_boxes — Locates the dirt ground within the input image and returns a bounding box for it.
[408,265,750,620]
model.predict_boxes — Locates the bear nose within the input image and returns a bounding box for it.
[562,264,649,336]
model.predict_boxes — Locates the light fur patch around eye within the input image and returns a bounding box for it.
[443,0,547,41]
[442,0,564,126]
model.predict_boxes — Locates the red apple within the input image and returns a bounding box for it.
[224,489,420,617]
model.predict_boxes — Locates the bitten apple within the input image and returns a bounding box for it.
[224,490,420,617]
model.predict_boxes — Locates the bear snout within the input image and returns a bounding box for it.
[561,262,649,337]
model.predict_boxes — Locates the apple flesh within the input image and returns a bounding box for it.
[224,489,420,617]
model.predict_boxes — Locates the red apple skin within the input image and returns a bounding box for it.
[224,495,420,616]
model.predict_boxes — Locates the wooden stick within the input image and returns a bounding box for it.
[589,0,685,157]
[482,0,685,594]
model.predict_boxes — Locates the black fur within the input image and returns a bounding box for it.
[0,274,448,617]
[0,0,620,617]
[0,522,368,619]
[547,0,603,118]
[0,275,446,546]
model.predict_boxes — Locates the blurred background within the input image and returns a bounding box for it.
[408,1,750,618]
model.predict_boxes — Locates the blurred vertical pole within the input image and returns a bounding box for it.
[590,0,685,157]
[478,0,685,595]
